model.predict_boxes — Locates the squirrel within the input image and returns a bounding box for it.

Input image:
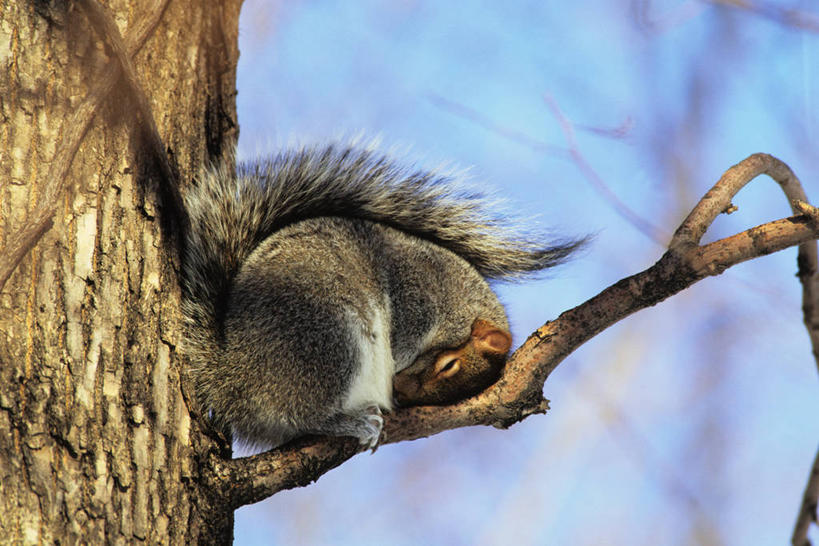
[180,143,583,450]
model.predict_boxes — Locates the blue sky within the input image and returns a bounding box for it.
[233,2,819,544]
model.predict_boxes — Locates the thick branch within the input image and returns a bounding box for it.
[215,154,819,508]
[209,436,361,510]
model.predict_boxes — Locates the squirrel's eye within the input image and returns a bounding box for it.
[439,358,459,375]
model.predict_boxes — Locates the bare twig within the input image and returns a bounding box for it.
[214,154,819,509]
[670,153,809,248]
[649,152,819,545]
[631,0,819,34]
[426,93,567,157]
[630,0,706,34]
[426,92,665,244]
[542,94,668,244]
[0,0,172,292]
[667,152,819,543]
[576,116,634,139]
[793,446,819,546]
[707,0,819,33]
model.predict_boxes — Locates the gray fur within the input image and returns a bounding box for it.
[181,144,583,448]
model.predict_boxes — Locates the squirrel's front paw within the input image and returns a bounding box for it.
[356,406,384,452]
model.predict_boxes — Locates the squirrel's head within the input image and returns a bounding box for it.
[393,319,511,407]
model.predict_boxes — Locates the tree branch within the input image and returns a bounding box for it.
[793,446,819,546]
[209,436,362,510]
[542,93,668,244]
[706,0,819,34]
[213,154,819,509]
[670,153,809,249]
[667,152,819,545]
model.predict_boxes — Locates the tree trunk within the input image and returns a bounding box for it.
[0,1,241,543]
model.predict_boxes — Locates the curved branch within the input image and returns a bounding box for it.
[670,153,808,249]
[676,154,819,545]
[214,154,819,508]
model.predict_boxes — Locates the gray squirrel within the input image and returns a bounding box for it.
[181,144,582,449]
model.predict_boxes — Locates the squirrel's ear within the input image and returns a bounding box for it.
[471,320,512,355]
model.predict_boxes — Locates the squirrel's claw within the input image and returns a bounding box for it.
[357,406,384,453]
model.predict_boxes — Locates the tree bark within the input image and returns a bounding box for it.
[0,1,241,543]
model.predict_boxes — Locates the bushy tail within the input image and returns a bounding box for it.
[181,144,585,361]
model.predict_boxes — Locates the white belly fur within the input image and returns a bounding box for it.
[342,303,395,412]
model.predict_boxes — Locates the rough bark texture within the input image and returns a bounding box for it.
[0,1,241,543]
